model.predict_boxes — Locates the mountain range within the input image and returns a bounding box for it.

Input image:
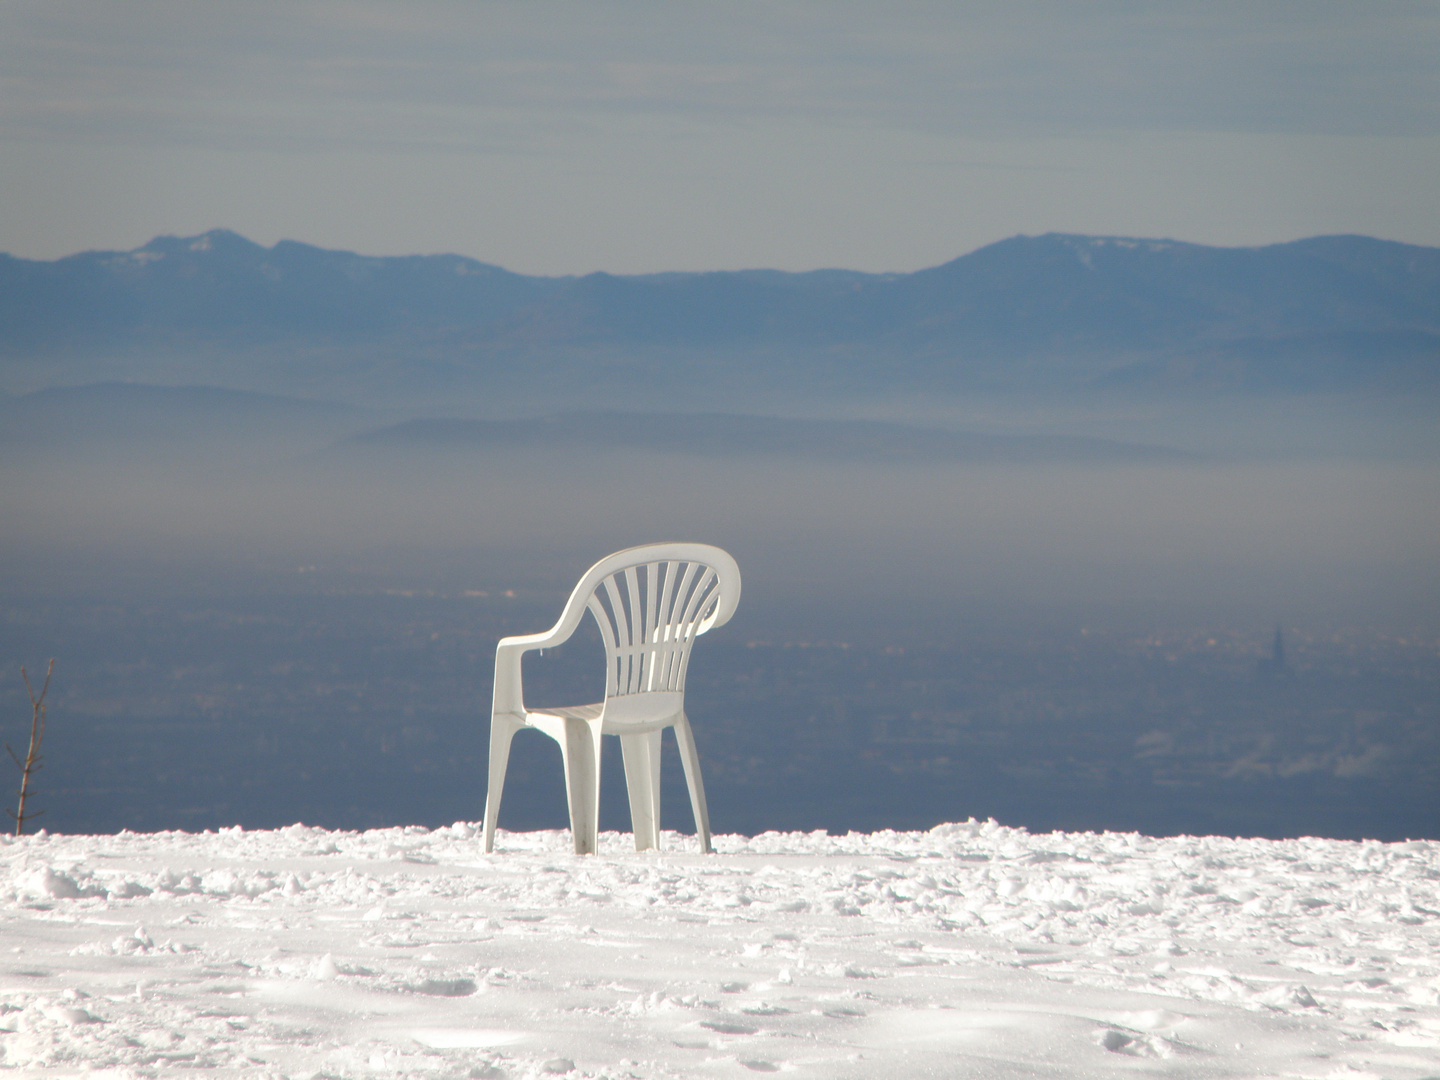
[2,229,1437,410]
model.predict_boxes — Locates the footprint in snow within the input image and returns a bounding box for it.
[407,977,478,996]
[742,1003,791,1016]
[701,1019,759,1035]
[1097,1028,1176,1057]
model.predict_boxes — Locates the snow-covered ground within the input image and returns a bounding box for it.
[2,821,1438,1079]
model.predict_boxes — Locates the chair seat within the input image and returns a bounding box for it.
[526,701,681,735]
[527,703,604,724]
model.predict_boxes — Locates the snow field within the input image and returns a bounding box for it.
[2,819,1438,1078]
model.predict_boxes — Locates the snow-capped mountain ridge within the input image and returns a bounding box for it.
[3,229,1436,408]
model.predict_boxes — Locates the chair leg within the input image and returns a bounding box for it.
[620,730,663,851]
[483,713,522,854]
[672,713,712,854]
[558,716,605,855]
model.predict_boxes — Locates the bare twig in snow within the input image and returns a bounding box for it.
[9,659,54,836]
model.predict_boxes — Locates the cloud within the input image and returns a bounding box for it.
[2,1,1437,155]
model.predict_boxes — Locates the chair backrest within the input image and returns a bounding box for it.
[575,544,740,702]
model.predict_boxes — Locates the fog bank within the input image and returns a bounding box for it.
[4,443,1437,625]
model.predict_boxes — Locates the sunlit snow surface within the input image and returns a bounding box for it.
[3,821,1439,1078]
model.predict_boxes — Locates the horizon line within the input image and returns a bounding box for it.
[5,227,1432,280]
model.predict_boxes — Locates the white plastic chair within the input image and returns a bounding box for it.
[483,543,741,855]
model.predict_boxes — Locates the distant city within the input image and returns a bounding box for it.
[4,575,1433,842]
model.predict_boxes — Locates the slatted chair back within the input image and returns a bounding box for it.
[586,557,725,701]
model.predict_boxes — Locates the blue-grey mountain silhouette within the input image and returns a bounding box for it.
[2,230,1437,409]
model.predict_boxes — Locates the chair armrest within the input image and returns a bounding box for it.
[491,625,581,721]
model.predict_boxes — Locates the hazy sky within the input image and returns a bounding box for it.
[2,1,1438,273]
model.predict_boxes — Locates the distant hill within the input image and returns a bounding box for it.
[346,412,1186,465]
[2,230,1437,408]
[0,381,1178,463]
